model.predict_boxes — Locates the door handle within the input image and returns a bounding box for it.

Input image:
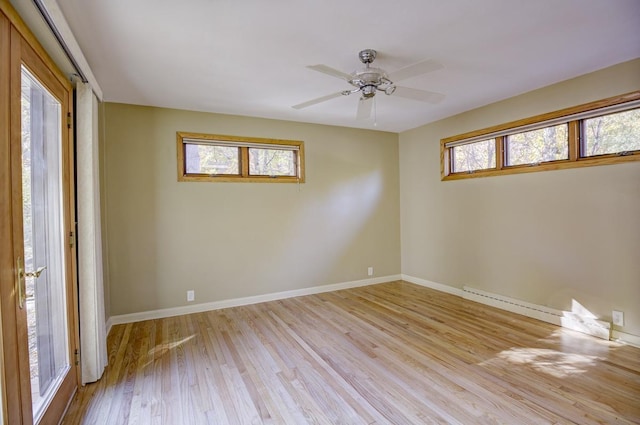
[16,258,46,309]
[24,266,46,279]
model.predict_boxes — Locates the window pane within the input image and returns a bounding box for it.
[22,66,70,421]
[451,139,496,173]
[582,108,640,157]
[506,124,568,166]
[185,143,239,175]
[249,148,296,176]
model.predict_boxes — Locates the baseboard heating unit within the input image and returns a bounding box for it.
[462,286,611,340]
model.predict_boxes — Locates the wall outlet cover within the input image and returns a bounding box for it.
[187,290,195,302]
[612,310,624,326]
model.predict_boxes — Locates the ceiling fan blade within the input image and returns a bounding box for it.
[389,59,443,82]
[307,64,352,81]
[292,91,344,109]
[393,86,445,104]
[356,98,373,120]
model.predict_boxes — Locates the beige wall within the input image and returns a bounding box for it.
[400,59,640,337]
[102,59,639,337]
[103,104,400,316]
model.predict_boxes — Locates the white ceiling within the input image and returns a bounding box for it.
[55,0,640,133]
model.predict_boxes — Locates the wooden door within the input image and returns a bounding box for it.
[1,3,79,424]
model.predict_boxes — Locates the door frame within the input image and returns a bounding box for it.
[0,1,80,423]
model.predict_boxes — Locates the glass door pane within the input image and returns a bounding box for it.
[21,65,70,423]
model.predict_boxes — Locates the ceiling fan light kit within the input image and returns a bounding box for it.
[293,49,444,120]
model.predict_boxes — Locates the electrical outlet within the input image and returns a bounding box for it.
[612,310,624,326]
[187,290,195,302]
[367,267,373,276]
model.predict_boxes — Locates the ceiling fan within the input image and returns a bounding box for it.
[292,49,445,120]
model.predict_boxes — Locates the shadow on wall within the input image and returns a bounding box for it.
[105,106,165,315]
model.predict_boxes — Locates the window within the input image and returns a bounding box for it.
[248,147,297,176]
[582,108,640,157]
[441,91,640,180]
[177,132,305,183]
[505,124,568,166]
[451,139,496,173]
[185,144,239,175]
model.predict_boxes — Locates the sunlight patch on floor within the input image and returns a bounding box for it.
[145,334,196,365]
[491,347,599,378]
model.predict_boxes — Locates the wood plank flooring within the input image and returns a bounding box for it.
[61,281,640,424]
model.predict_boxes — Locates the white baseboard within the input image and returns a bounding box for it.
[400,274,463,296]
[106,274,402,330]
[105,318,113,338]
[611,330,640,348]
[106,273,640,348]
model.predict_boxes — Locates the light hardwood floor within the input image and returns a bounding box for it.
[62,281,640,424]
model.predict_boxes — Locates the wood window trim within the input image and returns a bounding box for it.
[177,132,305,183]
[441,91,640,180]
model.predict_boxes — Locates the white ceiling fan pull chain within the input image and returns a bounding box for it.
[374,96,378,127]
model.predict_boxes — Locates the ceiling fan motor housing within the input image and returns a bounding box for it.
[349,67,394,98]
